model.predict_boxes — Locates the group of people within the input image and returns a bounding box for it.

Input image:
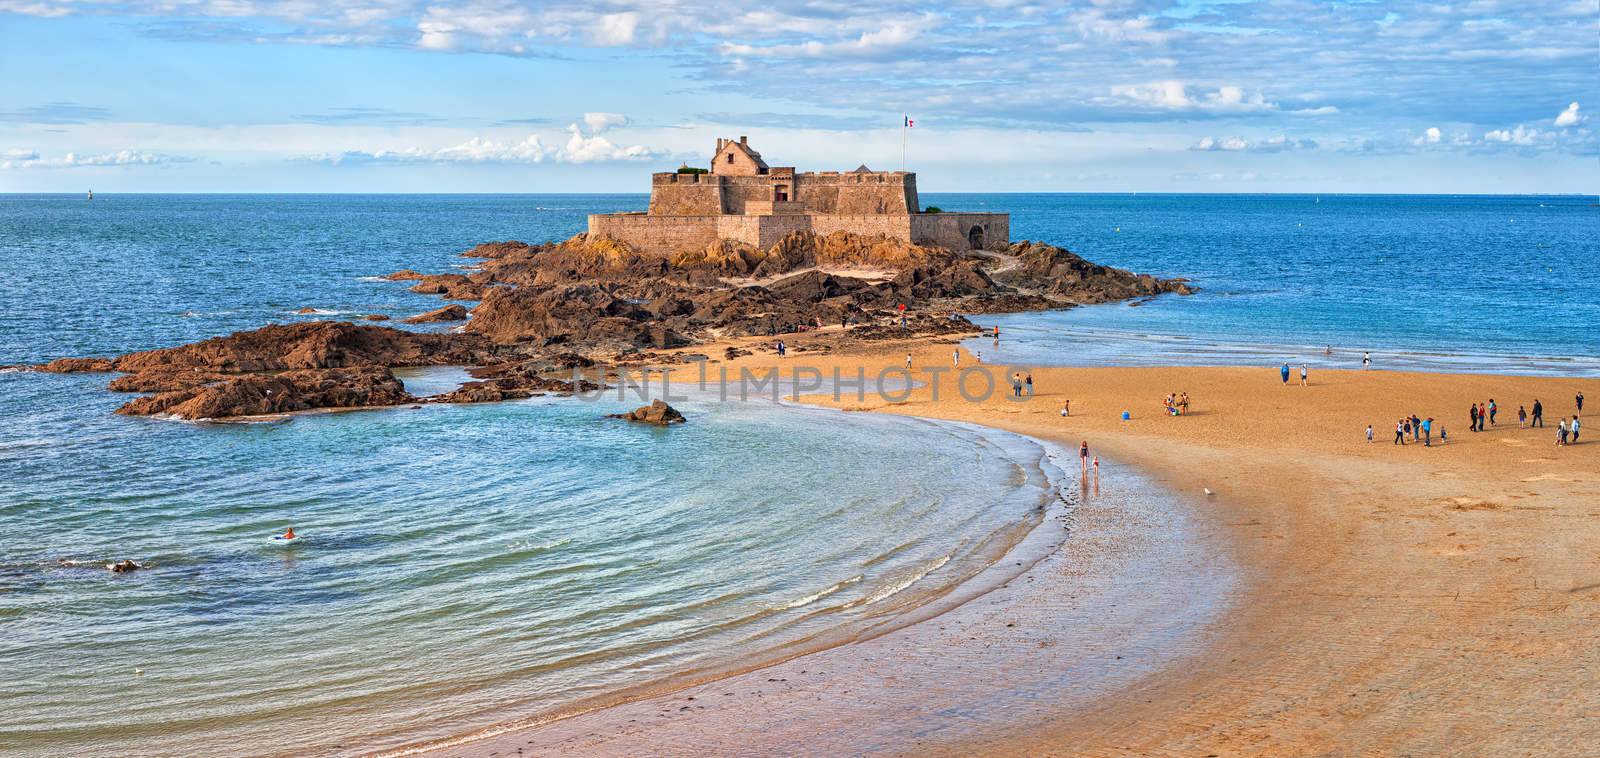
[1010,372,1033,398]
[1377,415,1445,446]
[1370,392,1584,448]
[1163,392,1191,416]
[1279,363,1309,386]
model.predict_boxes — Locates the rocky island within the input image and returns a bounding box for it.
[31,139,1192,420]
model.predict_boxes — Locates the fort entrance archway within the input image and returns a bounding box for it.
[967,225,985,249]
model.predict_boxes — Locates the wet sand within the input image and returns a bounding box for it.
[409,336,1599,756]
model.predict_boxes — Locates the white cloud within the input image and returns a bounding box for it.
[1191,135,1317,152]
[720,19,928,59]
[1554,101,1582,127]
[591,12,638,46]
[582,112,628,133]
[1413,126,1441,145]
[310,123,661,166]
[1484,125,1542,145]
[2,149,190,169]
[1106,81,1279,113]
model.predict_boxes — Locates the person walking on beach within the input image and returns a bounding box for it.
[1488,399,1498,425]
[1557,418,1569,446]
[1079,440,1090,474]
[1519,405,1528,428]
[1060,399,1071,417]
[1578,392,1585,417]
[1412,414,1422,442]
[1532,399,1544,427]
[1025,373,1033,395]
[1572,416,1581,444]
[905,352,913,370]
[993,325,1001,341]
[952,349,960,368]
[1366,424,1374,443]
[1478,402,1487,432]
[1280,362,1291,385]
[1423,416,1433,446]
[1439,425,1448,445]
[1300,365,1308,386]
[776,340,786,358]
[1395,419,1406,445]
[1363,352,1371,370]
[1469,403,1479,432]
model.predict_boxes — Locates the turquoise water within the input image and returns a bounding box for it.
[0,370,1060,755]
[957,194,1599,374]
[1,193,1593,754]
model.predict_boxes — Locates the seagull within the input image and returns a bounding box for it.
[1203,487,1215,496]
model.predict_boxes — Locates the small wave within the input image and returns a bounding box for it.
[355,276,391,283]
[784,575,862,609]
[0,437,53,451]
[845,553,952,609]
[286,308,345,316]
[506,536,573,553]
[180,309,237,318]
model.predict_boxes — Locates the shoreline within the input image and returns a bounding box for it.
[398,337,1596,756]
[371,410,1074,757]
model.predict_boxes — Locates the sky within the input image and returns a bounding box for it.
[1,0,1596,193]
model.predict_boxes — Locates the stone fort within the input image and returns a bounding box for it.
[588,136,1009,256]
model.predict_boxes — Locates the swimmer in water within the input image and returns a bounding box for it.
[282,527,296,540]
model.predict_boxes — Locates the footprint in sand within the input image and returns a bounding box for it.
[1522,472,1574,483]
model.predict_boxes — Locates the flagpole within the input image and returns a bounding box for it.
[900,114,906,172]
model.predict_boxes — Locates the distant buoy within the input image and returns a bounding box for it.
[1114,227,1121,232]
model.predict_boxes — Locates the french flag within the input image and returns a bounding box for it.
[904,116,914,128]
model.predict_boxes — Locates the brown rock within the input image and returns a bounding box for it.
[408,273,485,301]
[110,322,492,374]
[403,304,469,324]
[109,559,143,573]
[116,366,415,420]
[607,399,686,426]
[37,357,115,373]
[431,375,600,404]
[461,240,538,259]
[384,269,426,281]
[294,307,320,315]
[108,369,237,393]
[364,314,390,321]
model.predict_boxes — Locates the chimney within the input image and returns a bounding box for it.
[739,135,747,146]
[716,138,724,151]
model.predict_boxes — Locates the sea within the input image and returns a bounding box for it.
[0,193,1594,755]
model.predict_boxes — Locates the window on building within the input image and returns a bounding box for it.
[726,153,733,164]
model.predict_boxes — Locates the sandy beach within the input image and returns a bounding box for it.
[414,334,1598,756]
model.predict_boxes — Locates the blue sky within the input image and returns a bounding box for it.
[1,0,1595,193]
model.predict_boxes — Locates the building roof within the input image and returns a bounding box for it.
[730,140,768,171]
[851,164,873,173]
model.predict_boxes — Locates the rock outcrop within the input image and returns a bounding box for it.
[111,322,492,374]
[407,273,488,300]
[116,366,414,420]
[607,399,686,426]
[993,241,1193,302]
[403,304,469,324]
[109,559,143,573]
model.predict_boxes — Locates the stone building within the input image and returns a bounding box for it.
[588,137,1009,256]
